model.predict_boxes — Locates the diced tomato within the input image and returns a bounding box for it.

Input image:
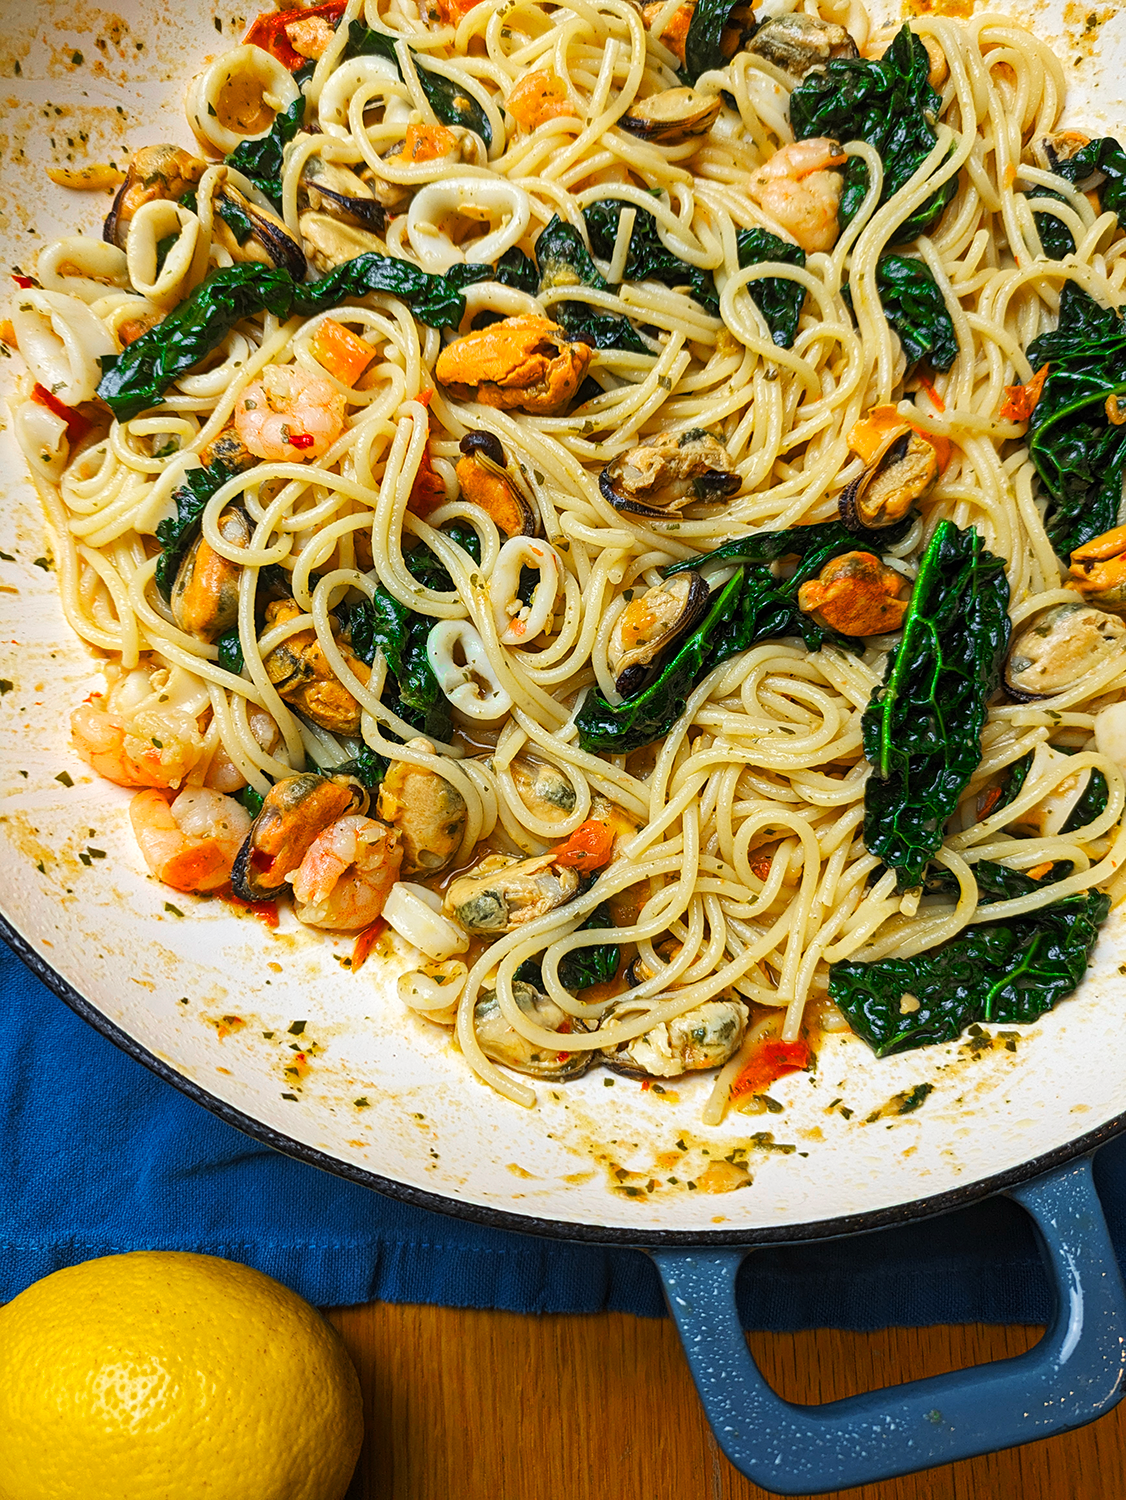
[435,0,484,23]
[999,363,1049,424]
[406,424,447,518]
[352,917,388,972]
[729,1037,812,1103]
[31,383,90,443]
[977,785,1003,822]
[243,0,346,70]
[551,819,615,871]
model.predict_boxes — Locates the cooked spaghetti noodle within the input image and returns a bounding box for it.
[11,0,1126,1119]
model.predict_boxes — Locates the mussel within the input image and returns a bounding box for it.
[796,551,910,637]
[839,424,938,534]
[608,572,710,696]
[620,86,722,144]
[375,738,468,877]
[213,182,307,279]
[301,158,387,232]
[444,851,580,933]
[603,998,748,1079]
[299,212,387,274]
[508,756,579,824]
[746,14,858,77]
[1031,131,1091,174]
[455,431,538,537]
[261,597,371,736]
[171,505,252,643]
[230,772,366,901]
[435,316,591,417]
[600,429,740,519]
[624,935,679,988]
[1004,603,1126,701]
[475,982,593,1080]
[1067,524,1126,612]
[103,144,206,249]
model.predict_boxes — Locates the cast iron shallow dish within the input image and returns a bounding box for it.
[2,0,1126,1488]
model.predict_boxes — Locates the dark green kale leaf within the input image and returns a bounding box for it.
[734,228,807,349]
[404,522,482,593]
[862,520,1011,890]
[922,859,1071,903]
[1031,137,1126,259]
[575,569,745,754]
[1025,282,1126,556]
[153,456,248,601]
[663,516,910,575]
[324,743,390,791]
[829,888,1109,1055]
[844,254,958,370]
[682,0,757,82]
[342,20,492,147]
[535,216,648,353]
[584,199,719,312]
[491,247,540,295]
[346,589,451,742]
[1062,767,1109,833]
[516,903,619,991]
[216,627,244,676]
[98,257,487,420]
[789,25,957,242]
[225,95,306,209]
[237,784,265,818]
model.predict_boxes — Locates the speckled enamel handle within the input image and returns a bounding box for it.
[651,1156,1126,1496]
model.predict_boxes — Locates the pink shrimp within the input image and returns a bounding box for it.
[290,814,403,930]
[746,138,847,254]
[233,364,347,461]
[130,786,251,893]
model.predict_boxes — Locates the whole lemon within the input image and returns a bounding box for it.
[0,1250,364,1500]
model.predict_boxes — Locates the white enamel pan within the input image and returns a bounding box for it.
[3,0,1126,1489]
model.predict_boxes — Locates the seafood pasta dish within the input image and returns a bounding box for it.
[10,0,1126,1122]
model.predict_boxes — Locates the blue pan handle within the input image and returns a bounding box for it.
[650,1156,1126,1496]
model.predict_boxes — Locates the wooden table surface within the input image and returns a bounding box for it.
[328,1304,1124,1499]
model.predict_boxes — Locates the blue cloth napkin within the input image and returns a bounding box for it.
[4,937,1123,1327]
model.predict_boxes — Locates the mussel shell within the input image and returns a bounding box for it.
[1004,603,1126,702]
[170,505,252,642]
[474,982,593,1080]
[609,571,711,696]
[375,741,468,877]
[218,185,307,280]
[444,852,581,933]
[599,430,740,519]
[602,998,748,1079]
[838,427,937,536]
[460,431,507,468]
[303,180,387,233]
[620,86,722,144]
[746,14,858,76]
[230,772,366,902]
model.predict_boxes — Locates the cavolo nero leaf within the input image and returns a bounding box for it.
[829,888,1109,1055]
[734,229,807,349]
[98,257,492,420]
[682,0,757,83]
[404,522,482,593]
[153,456,247,601]
[535,216,648,353]
[342,20,492,147]
[1031,136,1126,260]
[789,25,957,242]
[584,200,719,312]
[862,520,1011,890]
[225,95,307,209]
[1025,282,1126,557]
[844,254,958,370]
[346,588,451,743]
[516,903,619,991]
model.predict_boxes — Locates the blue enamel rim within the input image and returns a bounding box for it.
[8,907,1126,1247]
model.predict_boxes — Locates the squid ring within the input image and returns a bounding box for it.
[490,536,562,646]
[427,620,513,719]
[407,177,531,273]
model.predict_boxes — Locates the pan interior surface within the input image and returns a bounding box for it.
[1,0,1125,1242]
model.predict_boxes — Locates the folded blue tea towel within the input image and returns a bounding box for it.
[4,937,1119,1327]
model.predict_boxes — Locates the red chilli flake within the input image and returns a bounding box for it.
[287,432,316,450]
[11,275,32,289]
[31,383,90,442]
[352,917,388,972]
[640,1078,652,1091]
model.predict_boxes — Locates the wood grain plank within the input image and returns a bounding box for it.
[326,1304,1126,1500]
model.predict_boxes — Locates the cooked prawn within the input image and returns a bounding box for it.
[233,365,347,462]
[290,814,403,930]
[71,666,205,789]
[130,786,251,893]
[746,138,846,254]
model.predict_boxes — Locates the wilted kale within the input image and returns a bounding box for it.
[322,743,390,792]
[584,200,718,311]
[1063,768,1109,831]
[225,95,307,209]
[153,456,246,601]
[829,887,1109,1055]
[535,217,648,353]
[922,859,1071,904]
[682,0,757,82]
[216,627,244,676]
[845,254,958,370]
[98,257,491,420]
[789,25,957,242]
[346,588,451,743]
[404,522,482,593]
[862,521,1011,890]
[578,520,887,754]
[1031,137,1126,259]
[1025,282,1126,556]
[734,229,808,349]
[516,903,619,991]
[491,247,540,295]
[342,20,492,147]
